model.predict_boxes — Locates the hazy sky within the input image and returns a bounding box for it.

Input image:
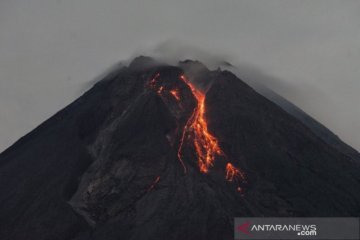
[0,0,359,152]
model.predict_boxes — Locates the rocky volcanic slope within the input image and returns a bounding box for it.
[0,57,359,240]
[252,84,360,163]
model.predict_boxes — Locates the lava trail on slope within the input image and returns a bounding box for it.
[149,73,246,187]
[1,57,360,240]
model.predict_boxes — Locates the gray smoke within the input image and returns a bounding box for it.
[0,0,359,152]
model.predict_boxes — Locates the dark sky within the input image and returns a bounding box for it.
[0,0,359,151]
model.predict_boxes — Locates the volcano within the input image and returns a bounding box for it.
[0,57,359,240]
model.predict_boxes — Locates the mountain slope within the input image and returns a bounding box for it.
[259,86,360,162]
[0,57,359,240]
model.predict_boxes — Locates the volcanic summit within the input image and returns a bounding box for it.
[0,56,359,240]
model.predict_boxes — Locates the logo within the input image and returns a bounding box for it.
[234,218,359,240]
[237,222,316,236]
[237,221,251,236]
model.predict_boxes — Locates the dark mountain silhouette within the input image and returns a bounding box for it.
[259,87,360,162]
[0,56,359,240]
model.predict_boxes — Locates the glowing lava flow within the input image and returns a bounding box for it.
[225,162,245,182]
[178,75,224,173]
[170,89,181,101]
[147,176,160,192]
[148,73,245,187]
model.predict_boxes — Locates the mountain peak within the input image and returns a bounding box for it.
[128,55,160,70]
[0,57,359,240]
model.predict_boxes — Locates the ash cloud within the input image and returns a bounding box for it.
[0,0,359,152]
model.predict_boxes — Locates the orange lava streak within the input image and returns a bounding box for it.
[148,73,188,173]
[170,89,181,101]
[149,73,160,87]
[147,176,161,192]
[178,75,223,173]
[157,86,164,94]
[225,162,245,182]
[148,73,246,189]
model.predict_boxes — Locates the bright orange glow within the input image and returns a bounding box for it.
[157,86,164,95]
[148,73,188,173]
[225,162,245,182]
[148,73,246,189]
[150,73,160,87]
[170,89,181,101]
[178,75,223,173]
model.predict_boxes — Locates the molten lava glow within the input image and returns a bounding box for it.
[148,73,245,189]
[178,75,224,173]
[157,86,164,95]
[170,89,181,101]
[149,73,160,90]
[225,162,244,182]
[147,176,160,192]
